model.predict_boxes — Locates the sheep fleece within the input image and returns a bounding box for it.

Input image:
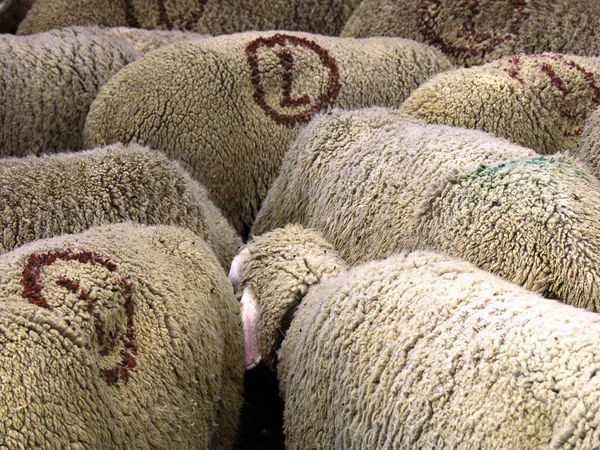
[108,27,208,54]
[18,0,361,36]
[400,53,600,156]
[279,250,600,449]
[0,27,140,158]
[83,31,453,235]
[253,108,600,311]
[0,223,243,449]
[0,143,242,270]
[576,106,600,178]
[341,0,600,67]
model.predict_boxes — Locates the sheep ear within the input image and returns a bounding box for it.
[240,286,261,370]
[228,247,251,293]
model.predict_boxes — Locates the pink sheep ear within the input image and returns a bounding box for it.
[240,286,261,370]
[228,248,251,293]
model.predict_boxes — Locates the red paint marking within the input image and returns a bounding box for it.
[507,54,600,137]
[246,34,341,127]
[416,0,529,60]
[22,249,136,386]
[122,0,208,31]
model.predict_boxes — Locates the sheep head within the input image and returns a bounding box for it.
[228,224,348,370]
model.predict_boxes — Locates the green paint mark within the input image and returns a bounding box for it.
[470,156,561,178]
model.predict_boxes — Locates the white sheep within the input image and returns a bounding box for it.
[341,0,600,67]
[83,30,453,236]
[0,26,141,157]
[400,53,600,156]
[18,0,362,36]
[253,107,600,311]
[0,143,242,270]
[230,224,600,449]
[0,223,244,449]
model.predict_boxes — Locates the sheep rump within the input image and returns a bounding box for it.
[399,53,600,156]
[341,0,600,67]
[0,223,244,449]
[18,0,362,36]
[282,248,600,449]
[0,143,241,270]
[83,31,453,235]
[253,107,600,311]
[0,26,140,158]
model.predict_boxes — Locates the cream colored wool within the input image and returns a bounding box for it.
[108,27,208,54]
[0,0,35,33]
[18,0,362,36]
[0,26,140,158]
[576,106,600,178]
[235,226,600,449]
[0,223,244,449]
[341,0,600,67]
[400,53,600,156]
[83,31,453,235]
[230,225,348,368]
[0,143,242,270]
[253,107,600,311]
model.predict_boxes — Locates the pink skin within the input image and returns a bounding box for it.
[228,249,262,369]
[240,287,262,370]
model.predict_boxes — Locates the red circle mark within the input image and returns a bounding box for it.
[508,55,600,137]
[416,0,529,60]
[246,34,341,127]
[122,0,208,31]
[21,249,136,386]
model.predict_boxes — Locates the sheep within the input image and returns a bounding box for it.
[230,224,600,449]
[0,222,244,449]
[399,53,600,156]
[0,143,242,270]
[341,0,600,68]
[17,0,362,37]
[0,26,140,158]
[0,0,36,33]
[575,106,600,178]
[252,107,600,311]
[83,31,454,236]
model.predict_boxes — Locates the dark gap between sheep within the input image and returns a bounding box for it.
[234,362,285,449]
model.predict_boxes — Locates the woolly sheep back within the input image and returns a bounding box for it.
[0,143,241,269]
[83,31,453,235]
[341,0,600,67]
[18,0,362,36]
[0,26,140,158]
[279,247,600,448]
[400,53,600,155]
[0,223,244,449]
[252,107,600,310]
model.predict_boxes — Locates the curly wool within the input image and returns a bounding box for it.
[341,0,600,67]
[18,0,361,36]
[576,106,600,178]
[253,107,600,311]
[232,225,347,368]
[400,53,600,156]
[0,26,140,158]
[0,0,36,33]
[0,143,241,270]
[83,31,453,235]
[277,246,600,449]
[0,223,244,449]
